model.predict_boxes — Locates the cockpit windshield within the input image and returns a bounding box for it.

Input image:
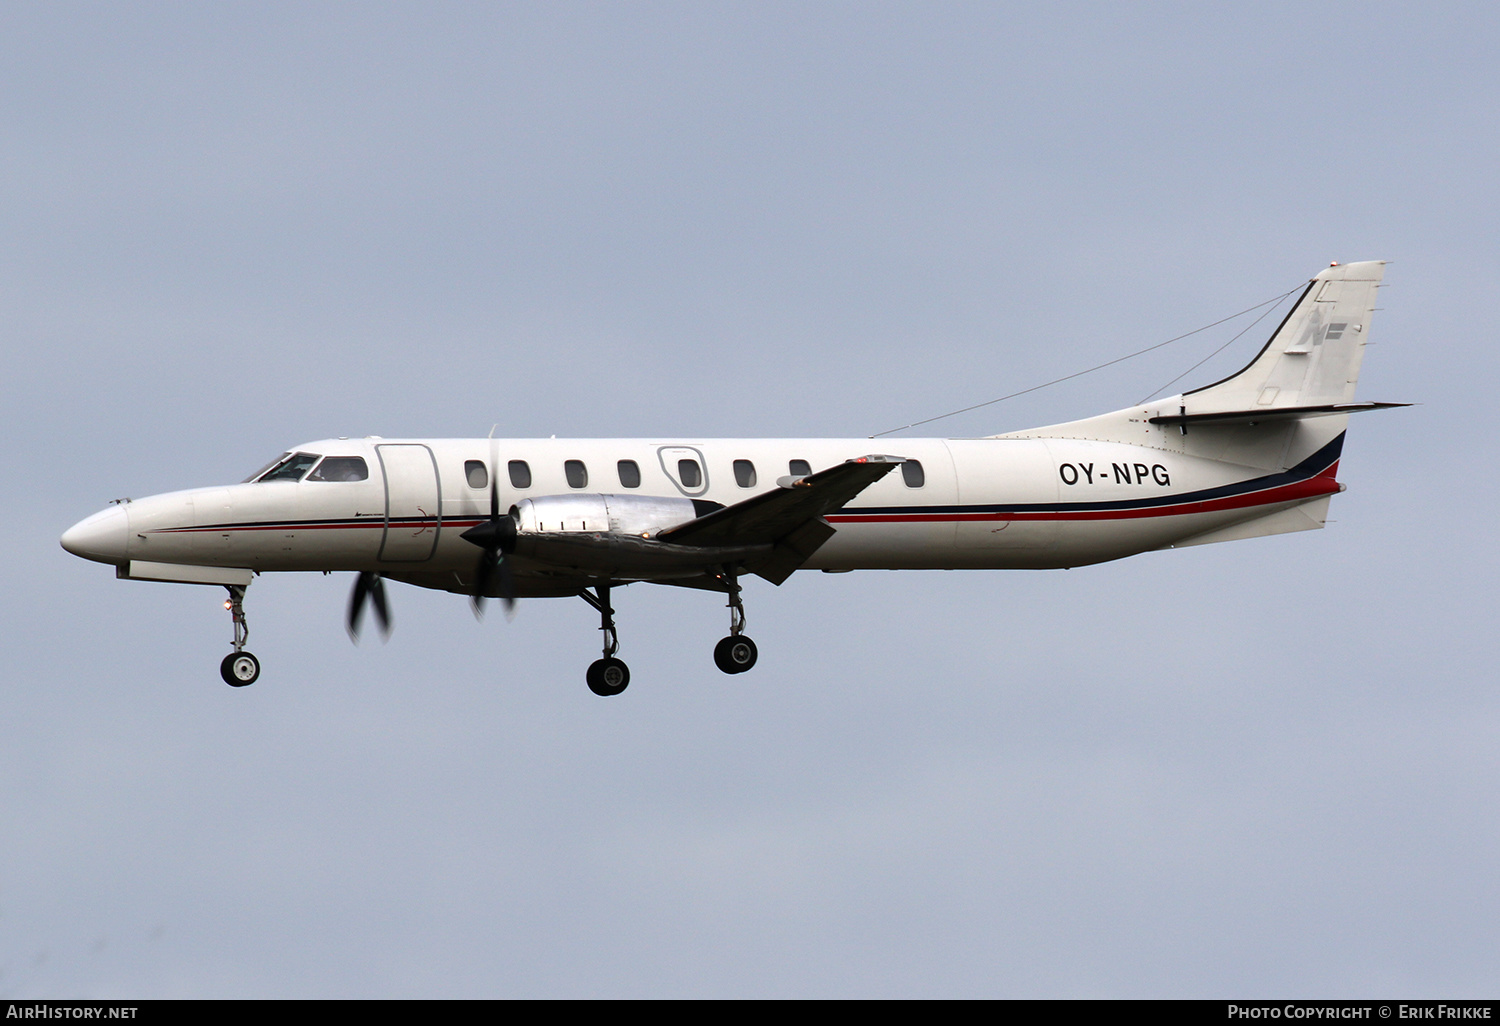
[249,452,322,483]
[243,454,289,483]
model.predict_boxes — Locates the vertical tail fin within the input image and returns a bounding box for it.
[1184,260,1385,413]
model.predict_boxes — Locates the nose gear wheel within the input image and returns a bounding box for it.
[221,651,260,686]
[220,584,260,687]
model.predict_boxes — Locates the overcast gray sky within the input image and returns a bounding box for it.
[3,1,1496,998]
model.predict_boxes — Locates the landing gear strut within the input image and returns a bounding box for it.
[580,584,629,696]
[219,584,260,687]
[712,565,758,675]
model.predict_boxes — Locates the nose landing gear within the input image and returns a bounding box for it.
[219,584,260,687]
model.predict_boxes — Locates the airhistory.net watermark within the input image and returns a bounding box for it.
[5,1007,137,1019]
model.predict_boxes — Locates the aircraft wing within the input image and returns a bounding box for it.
[658,454,904,584]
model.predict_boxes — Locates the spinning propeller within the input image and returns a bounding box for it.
[461,456,518,618]
[346,570,391,641]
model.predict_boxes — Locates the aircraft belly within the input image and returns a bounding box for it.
[812,520,960,569]
[1043,500,1318,567]
[1049,518,1202,566]
[816,506,1312,573]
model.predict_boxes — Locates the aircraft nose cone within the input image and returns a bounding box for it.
[61,505,130,565]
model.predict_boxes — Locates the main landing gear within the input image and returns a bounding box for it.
[580,584,629,696]
[577,567,759,696]
[712,566,757,675]
[219,584,260,687]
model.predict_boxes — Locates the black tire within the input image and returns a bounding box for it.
[713,635,758,674]
[220,651,260,687]
[586,657,630,696]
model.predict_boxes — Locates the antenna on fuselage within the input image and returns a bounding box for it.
[869,281,1305,438]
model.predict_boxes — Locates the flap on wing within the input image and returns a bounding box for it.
[1148,401,1410,427]
[658,455,904,548]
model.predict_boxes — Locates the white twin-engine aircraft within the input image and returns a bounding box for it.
[63,261,1404,696]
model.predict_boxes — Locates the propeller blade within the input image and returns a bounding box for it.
[470,551,496,619]
[462,452,518,620]
[499,555,516,618]
[347,571,370,640]
[347,571,392,641]
[369,573,391,637]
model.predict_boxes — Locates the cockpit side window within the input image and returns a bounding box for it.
[308,456,369,482]
[255,452,322,482]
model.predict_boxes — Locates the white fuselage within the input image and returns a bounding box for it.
[65,424,1344,591]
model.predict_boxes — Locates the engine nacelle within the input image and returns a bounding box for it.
[506,494,752,580]
[512,493,721,538]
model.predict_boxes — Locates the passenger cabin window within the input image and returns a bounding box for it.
[733,459,757,488]
[256,452,321,483]
[565,460,588,488]
[677,459,702,488]
[508,461,531,489]
[902,460,925,487]
[617,460,641,488]
[465,461,488,489]
[309,456,369,482]
[788,459,811,478]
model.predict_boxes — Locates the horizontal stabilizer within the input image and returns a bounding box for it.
[1148,401,1410,427]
